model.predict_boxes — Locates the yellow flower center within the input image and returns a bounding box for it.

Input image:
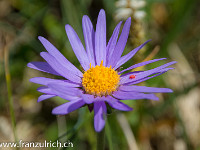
[82,61,120,97]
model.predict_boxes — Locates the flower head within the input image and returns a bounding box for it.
[28,9,176,132]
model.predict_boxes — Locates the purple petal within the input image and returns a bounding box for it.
[120,71,143,77]
[38,36,82,77]
[52,99,85,115]
[65,25,90,70]
[105,96,133,111]
[109,17,131,67]
[113,90,159,100]
[94,101,107,132]
[81,93,95,104]
[124,71,165,85]
[159,67,175,72]
[37,86,53,94]
[119,85,173,93]
[27,62,60,76]
[81,93,111,104]
[121,67,174,85]
[119,58,167,74]
[106,21,122,66]
[40,52,82,83]
[82,15,96,66]
[81,93,110,104]
[47,82,83,101]
[38,94,55,102]
[115,40,151,69]
[95,9,106,66]
[30,77,81,87]
[120,61,177,85]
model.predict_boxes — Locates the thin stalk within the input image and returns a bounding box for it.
[105,120,113,150]
[4,45,18,143]
[96,128,105,150]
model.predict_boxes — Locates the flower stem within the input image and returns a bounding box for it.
[96,128,105,150]
[4,45,18,143]
[105,121,113,150]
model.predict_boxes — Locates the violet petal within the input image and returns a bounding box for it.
[94,101,107,132]
[95,9,106,66]
[52,99,85,115]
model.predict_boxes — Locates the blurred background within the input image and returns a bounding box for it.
[0,0,199,150]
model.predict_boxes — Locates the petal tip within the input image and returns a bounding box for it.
[52,107,64,115]
[38,36,46,42]
[82,15,89,20]
[51,109,58,115]
[97,9,106,22]
[152,95,159,101]
[65,24,71,30]
[40,51,46,57]
[99,9,105,14]
[27,62,31,67]
[29,78,34,83]
[167,89,173,93]
[127,107,133,111]
[94,125,105,132]
[148,39,152,42]
[127,17,132,22]
[37,97,43,102]
[38,36,42,40]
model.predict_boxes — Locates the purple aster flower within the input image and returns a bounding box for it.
[27,9,176,132]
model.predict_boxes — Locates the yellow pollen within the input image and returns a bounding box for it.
[82,60,120,97]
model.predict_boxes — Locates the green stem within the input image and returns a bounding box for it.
[105,121,113,150]
[4,45,18,143]
[96,128,105,150]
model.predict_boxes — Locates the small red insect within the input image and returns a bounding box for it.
[129,75,136,79]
